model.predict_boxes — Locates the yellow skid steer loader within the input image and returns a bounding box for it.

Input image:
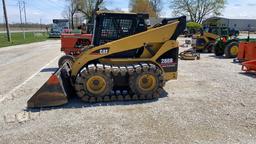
[27,12,186,108]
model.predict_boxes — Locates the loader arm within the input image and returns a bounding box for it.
[204,32,219,41]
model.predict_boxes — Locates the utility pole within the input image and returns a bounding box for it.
[23,1,27,24]
[2,0,11,42]
[22,1,27,36]
[40,18,42,30]
[18,1,25,39]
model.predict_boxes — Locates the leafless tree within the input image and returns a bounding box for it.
[169,0,226,23]
[62,0,104,28]
[149,0,162,17]
[62,0,77,29]
[79,0,104,21]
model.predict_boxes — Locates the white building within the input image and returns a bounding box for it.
[203,17,256,31]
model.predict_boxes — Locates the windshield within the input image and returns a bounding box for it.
[52,20,69,33]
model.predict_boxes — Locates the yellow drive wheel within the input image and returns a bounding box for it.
[138,74,157,92]
[75,64,113,99]
[86,76,107,95]
[129,64,164,96]
[230,45,239,56]
[225,41,239,58]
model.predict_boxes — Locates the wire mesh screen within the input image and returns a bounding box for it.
[94,14,138,46]
[101,18,118,40]
[99,18,134,45]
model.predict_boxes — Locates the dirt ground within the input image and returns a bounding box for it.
[0,38,255,144]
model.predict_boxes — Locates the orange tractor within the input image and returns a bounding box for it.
[58,33,93,67]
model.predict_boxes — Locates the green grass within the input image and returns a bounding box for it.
[0,32,49,48]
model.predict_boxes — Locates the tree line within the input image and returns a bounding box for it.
[62,0,227,28]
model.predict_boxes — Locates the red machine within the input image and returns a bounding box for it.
[58,33,93,67]
[242,60,256,73]
[61,33,93,56]
[237,41,256,62]
[238,41,256,73]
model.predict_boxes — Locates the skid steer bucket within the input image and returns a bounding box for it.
[27,63,73,108]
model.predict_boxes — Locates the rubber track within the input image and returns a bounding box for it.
[74,63,165,103]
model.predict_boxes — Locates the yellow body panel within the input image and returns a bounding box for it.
[98,40,177,73]
[203,32,219,40]
[193,32,219,50]
[71,21,180,78]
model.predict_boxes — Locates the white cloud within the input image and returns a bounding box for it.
[223,4,256,19]
[121,8,129,12]
[30,10,42,16]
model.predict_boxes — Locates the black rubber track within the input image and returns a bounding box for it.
[58,55,75,68]
[74,63,165,103]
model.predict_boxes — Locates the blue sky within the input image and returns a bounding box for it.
[1,0,256,24]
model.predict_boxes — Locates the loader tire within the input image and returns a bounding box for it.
[205,43,215,53]
[224,42,239,58]
[75,64,113,101]
[58,55,75,68]
[214,43,224,56]
[129,64,165,97]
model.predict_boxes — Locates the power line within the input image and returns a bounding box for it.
[18,1,23,24]
[17,1,27,23]
[23,1,27,23]
[18,0,26,39]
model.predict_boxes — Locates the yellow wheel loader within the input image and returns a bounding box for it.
[192,32,219,53]
[27,12,186,108]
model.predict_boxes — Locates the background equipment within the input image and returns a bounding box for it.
[236,31,256,62]
[192,31,219,53]
[237,41,256,61]
[49,19,69,38]
[237,35,256,74]
[192,26,236,53]
[214,36,240,58]
[59,33,93,67]
[179,49,200,60]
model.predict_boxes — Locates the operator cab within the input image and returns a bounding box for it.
[93,11,149,46]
